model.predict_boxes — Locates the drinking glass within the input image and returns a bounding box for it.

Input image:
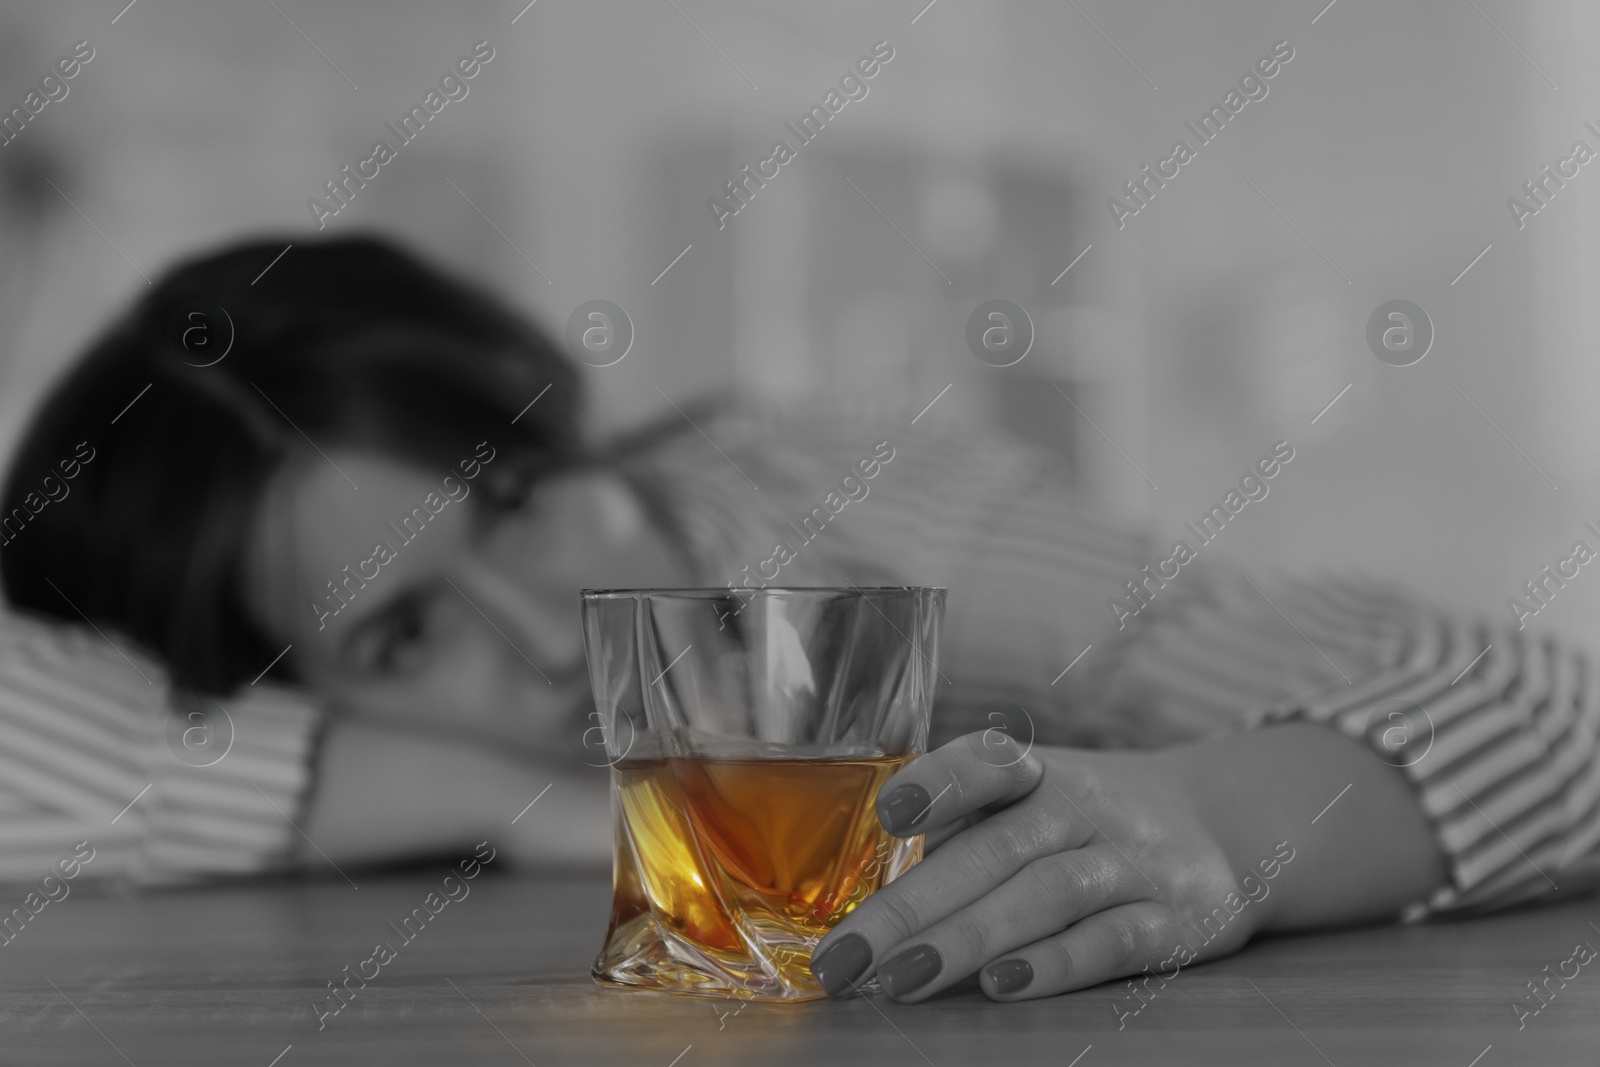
[580,586,945,1001]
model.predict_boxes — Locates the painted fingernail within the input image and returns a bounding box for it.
[811,933,872,996]
[878,943,942,999]
[881,784,932,832]
[985,958,1034,995]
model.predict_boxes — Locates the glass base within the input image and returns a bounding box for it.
[593,912,830,1002]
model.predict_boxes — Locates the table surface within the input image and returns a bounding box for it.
[2,865,1597,1067]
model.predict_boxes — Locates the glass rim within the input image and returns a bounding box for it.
[579,585,947,598]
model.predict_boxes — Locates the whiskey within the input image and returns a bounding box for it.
[594,754,921,1000]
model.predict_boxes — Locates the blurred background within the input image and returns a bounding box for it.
[1,0,1597,638]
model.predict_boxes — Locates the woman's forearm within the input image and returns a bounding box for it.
[302,718,612,870]
[1165,722,1448,932]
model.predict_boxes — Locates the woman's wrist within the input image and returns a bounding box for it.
[1162,722,1449,934]
[1151,732,1296,933]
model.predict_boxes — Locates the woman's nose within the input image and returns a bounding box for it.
[451,560,587,685]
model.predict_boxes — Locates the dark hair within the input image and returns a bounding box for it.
[0,233,584,695]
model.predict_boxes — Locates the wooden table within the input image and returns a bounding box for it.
[2,866,1597,1066]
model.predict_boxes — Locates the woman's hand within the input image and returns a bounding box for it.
[809,731,1261,1002]
[809,723,1449,1002]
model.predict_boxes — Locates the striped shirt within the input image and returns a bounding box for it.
[1,405,1596,918]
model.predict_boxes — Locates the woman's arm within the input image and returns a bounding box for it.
[300,717,612,871]
[1171,722,1447,931]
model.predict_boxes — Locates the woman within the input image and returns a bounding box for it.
[3,235,1596,1004]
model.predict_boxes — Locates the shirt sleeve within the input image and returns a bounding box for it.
[136,683,325,884]
[0,614,325,886]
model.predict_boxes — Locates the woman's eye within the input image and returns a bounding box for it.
[477,482,549,549]
[480,464,541,516]
[374,603,432,674]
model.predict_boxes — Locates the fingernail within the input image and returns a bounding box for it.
[881,784,932,832]
[811,933,872,996]
[985,958,1033,995]
[878,943,941,999]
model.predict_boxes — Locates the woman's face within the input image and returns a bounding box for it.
[246,450,688,756]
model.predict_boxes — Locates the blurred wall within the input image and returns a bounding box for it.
[1,0,1597,645]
